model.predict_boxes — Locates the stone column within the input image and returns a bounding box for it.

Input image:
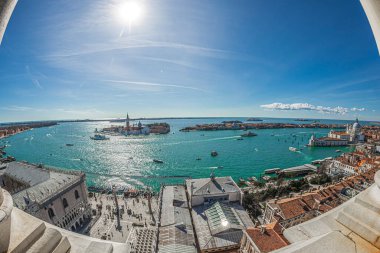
[0,0,18,45]
[0,187,13,253]
[361,0,380,55]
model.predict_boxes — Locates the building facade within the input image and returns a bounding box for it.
[308,118,365,147]
[308,135,348,147]
[0,162,91,231]
[327,152,374,176]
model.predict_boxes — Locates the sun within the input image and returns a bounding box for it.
[117,1,143,25]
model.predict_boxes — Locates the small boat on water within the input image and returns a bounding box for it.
[236,138,244,141]
[211,151,218,157]
[196,157,202,160]
[336,149,342,153]
[241,131,257,137]
[66,143,74,147]
[90,134,109,140]
[289,147,298,152]
[153,159,164,164]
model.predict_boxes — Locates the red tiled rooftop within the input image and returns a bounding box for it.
[275,198,310,220]
[245,223,289,253]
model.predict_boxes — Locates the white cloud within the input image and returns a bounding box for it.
[103,79,207,92]
[0,106,36,112]
[350,107,365,112]
[260,103,366,115]
[25,65,43,89]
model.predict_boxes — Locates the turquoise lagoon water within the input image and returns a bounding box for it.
[1,118,356,191]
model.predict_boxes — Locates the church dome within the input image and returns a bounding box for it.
[352,118,361,132]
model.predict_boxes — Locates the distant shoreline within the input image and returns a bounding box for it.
[0,122,57,139]
[180,122,347,132]
[1,116,375,126]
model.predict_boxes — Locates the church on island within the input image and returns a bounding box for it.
[308,118,365,147]
[123,114,150,136]
[102,113,171,136]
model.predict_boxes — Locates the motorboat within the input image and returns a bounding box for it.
[289,147,298,152]
[211,151,218,157]
[153,159,164,164]
[90,134,109,140]
[241,131,257,137]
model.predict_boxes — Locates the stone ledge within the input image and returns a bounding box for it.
[0,188,13,222]
[0,188,13,253]
[26,228,63,253]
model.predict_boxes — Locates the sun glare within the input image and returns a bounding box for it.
[117,1,143,25]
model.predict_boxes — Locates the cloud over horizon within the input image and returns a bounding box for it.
[260,103,366,115]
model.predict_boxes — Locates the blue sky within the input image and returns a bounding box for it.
[0,0,379,122]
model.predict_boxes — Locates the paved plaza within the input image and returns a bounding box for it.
[83,193,159,252]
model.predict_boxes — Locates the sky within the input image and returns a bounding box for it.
[0,0,380,122]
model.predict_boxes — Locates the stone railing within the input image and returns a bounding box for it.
[0,186,13,252]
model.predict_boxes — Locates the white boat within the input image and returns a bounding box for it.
[289,147,298,152]
[90,134,109,140]
[241,131,257,137]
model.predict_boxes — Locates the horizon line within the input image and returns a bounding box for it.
[0,116,376,125]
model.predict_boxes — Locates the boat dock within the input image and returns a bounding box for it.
[264,168,281,174]
[311,157,334,165]
[277,164,317,177]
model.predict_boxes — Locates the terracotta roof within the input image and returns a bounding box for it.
[300,194,320,209]
[245,223,288,253]
[275,198,310,220]
[317,137,345,141]
[331,131,349,135]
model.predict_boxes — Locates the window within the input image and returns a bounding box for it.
[75,190,80,199]
[48,208,55,219]
[63,198,69,208]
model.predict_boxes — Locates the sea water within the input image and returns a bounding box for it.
[1,117,357,191]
